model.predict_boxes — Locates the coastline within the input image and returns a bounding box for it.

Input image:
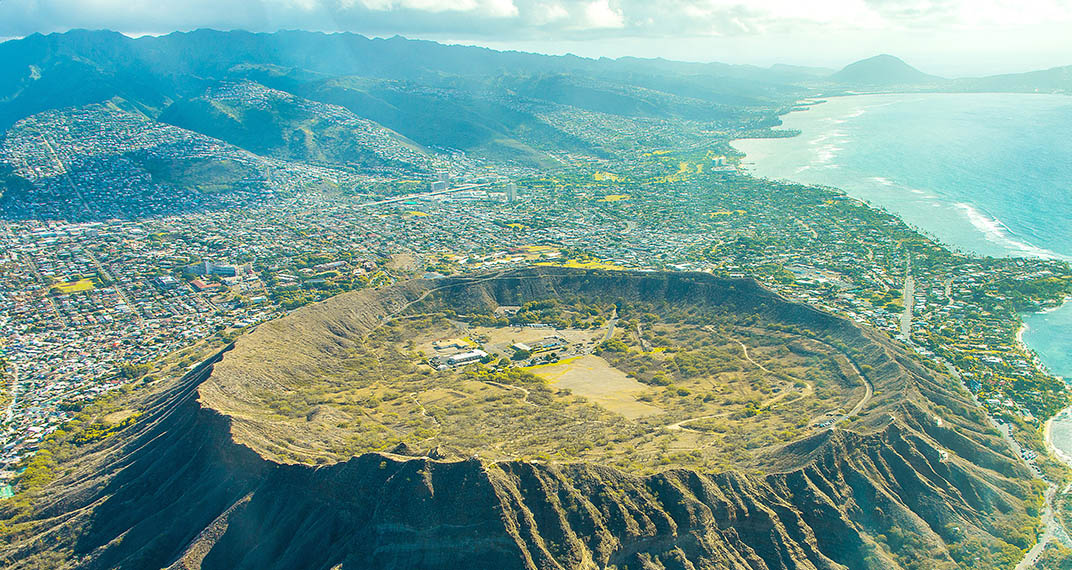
[1046,410,1072,472]
[733,95,1072,467]
[732,92,1072,260]
[1019,296,1072,380]
[1038,297,1072,471]
[732,95,1072,386]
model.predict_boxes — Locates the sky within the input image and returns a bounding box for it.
[1,0,1071,76]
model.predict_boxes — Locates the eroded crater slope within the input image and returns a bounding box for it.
[1,269,1043,570]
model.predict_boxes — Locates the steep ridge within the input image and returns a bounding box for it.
[1,268,1038,569]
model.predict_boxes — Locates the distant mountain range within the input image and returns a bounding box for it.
[0,29,809,219]
[0,29,803,131]
[0,29,1067,145]
[826,53,1072,93]
[0,30,804,173]
[0,29,1068,220]
[952,64,1072,93]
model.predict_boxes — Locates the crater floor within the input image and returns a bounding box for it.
[203,269,874,473]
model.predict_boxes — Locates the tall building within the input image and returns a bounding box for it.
[431,180,448,192]
[506,182,518,202]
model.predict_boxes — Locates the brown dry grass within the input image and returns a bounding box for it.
[528,355,662,419]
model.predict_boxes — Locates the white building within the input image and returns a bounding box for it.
[446,349,488,366]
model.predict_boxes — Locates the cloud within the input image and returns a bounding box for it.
[582,0,624,29]
[487,0,521,18]
[3,0,1070,38]
[533,2,569,23]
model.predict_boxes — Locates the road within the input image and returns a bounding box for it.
[603,309,618,342]
[1017,484,1065,570]
[844,372,874,418]
[988,412,1072,568]
[935,356,1072,568]
[900,274,915,339]
[827,354,874,428]
[1008,428,1072,569]
[844,367,874,419]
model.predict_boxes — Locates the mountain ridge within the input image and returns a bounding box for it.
[2,31,1070,222]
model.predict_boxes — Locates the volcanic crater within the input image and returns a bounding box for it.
[2,268,1042,570]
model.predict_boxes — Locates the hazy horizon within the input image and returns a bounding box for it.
[1,27,1070,80]
[1,0,1071,77]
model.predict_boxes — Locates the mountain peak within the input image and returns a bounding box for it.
[831,54,942,86]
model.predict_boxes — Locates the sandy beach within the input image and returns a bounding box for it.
[1016,297,1070,345]
[1046,414,1072,466]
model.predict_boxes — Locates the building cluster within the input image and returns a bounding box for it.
[511,336,567,354]
[0,136,1067,488]
[0,221,280,480]
[0,103,368,221]
[429,349,489,370]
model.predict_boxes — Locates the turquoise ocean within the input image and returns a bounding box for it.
[732,93,1072,383]
[732,92,1072,457]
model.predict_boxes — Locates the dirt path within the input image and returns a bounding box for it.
[735,340,814,408]
[736,340,774,374]
[635,323,651,352]
[483,380,531,400]
[667,339,818,432]
[665,412,727,431]
[603,309,618,342]
[409,392,441,427]
[829,355,874,427]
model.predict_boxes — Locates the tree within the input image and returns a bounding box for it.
[118,362,151,380]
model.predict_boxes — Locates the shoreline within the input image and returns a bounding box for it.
[1018,296,1072,380]
[1041,297,1072,473]
[732,97,1071,385]
[1046,411,1072,470]
[735,95,1072,457]
[735,90,1072,567]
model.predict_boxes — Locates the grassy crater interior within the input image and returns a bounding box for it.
[203,270,873,473]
